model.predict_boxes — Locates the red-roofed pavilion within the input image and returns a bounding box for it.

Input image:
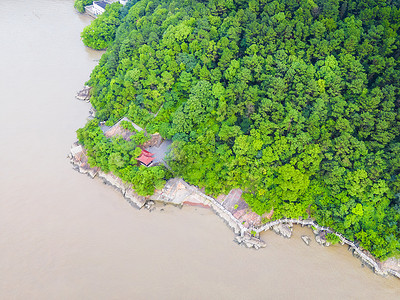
[135,149,155,166]
[141,149,154,157]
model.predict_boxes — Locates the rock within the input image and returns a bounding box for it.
[315,232,329,246]
[144,200,155,210]
[301,235,311,246]
[98,172,127,194]
[87,169,98,178]
[235,234,266,249]
[315,234,323,245]
[272,223,292,238]
[76,86,92,101]
[381,257,400,276]
[88,107,96,118]
[352,250,361,259]
[124,188,146,209]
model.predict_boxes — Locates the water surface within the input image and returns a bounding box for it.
[0,1,399,299]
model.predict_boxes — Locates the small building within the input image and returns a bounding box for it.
[86,0,127,18]
[135,149,155,167]
[92,1,108,15]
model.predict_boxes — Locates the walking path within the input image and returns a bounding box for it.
[68,118,400,279]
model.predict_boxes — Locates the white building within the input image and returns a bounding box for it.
[87,0,127,17]
[92,1,108,15]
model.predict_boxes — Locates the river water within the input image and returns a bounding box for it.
[0,1,398,299]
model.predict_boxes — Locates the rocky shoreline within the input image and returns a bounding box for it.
[69,141,400,279]
[71,86,399,279]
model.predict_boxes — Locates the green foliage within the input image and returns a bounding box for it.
[74,0,93,13]
[120,120,137,132]
[326,233,341,245]
[81,3,123,50]
[77,0,400,259]
[77,118,171,196]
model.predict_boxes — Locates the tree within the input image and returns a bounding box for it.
[76,0,400,259]
[81,2,123,50]
[74,0,93,13]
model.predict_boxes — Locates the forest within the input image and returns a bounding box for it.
[77,0,400,260]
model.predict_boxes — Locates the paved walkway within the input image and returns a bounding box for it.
[146,140,172,166]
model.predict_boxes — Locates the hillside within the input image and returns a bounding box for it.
[77,0,400,259]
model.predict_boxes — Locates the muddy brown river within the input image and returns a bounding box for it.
[0,1,399,299]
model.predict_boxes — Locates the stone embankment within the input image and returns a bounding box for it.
[69,142,264,249]
[255,218,400,278]
[69,142,400,279]
[71,88,399,279]
[69,142,147,208]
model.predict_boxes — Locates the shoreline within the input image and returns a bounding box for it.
[68,139,400,279]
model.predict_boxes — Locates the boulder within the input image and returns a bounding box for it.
[315,233,324,245]
[315,232,330,246]
[301,235,311,246]
[88,107,96,118]
[124,188,146,209]
[76,86,91,101]
[235,234,266,249]
[98,172,127,193]
[272,223,292,238]
[144,200,155,210]
[87,169,98,178]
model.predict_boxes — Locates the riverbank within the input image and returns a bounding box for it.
[2,1,399,298]
[69,133,400,279]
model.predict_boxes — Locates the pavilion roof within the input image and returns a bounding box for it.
[141,149,155,157]
[135,149,155,166]
[136,154,155,166]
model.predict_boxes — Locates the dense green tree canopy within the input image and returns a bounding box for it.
[81,2,123,50]
[78,0,400,259]
[77,119,170,196]
[74,0,94,13]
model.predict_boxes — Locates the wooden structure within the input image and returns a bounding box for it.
[135,149,155,167]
